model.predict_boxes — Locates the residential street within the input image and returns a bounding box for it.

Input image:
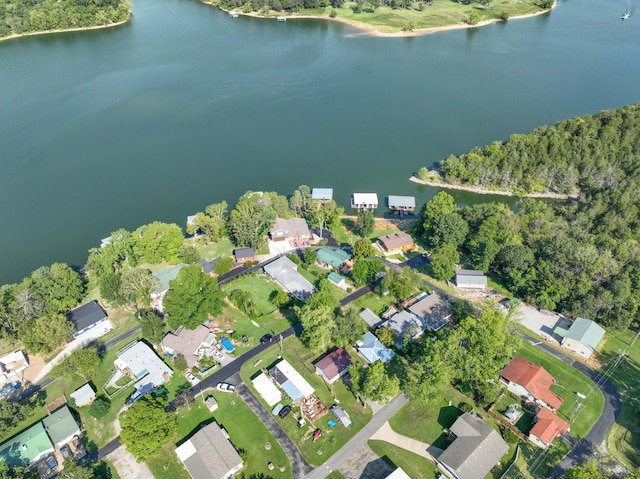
[303,394,410,479]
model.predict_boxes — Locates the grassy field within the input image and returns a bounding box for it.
[368,440,439,478]
[516,343,604,439]
[240,0,549,34]
[147,392,291,479]
[193,237,235,260]
[240,335,372,466]
[502,441,572,479]
[389,385,467,448]
[602,329,640,469]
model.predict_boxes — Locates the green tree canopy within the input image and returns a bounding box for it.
[18,313,74,354]
[51,344,101,381]
[163,265,223,329]
[186,201,228,242]
[131,222,184,264]
[380,267,421,300]
[333,307,366,348]
[138,308,166,345]
[352,238,377,259]
[120,268,155,309]
[228,191,288,248]
[349,361,399,404]
[351,258,384,287]
[356,209,375,238]
[430,244,460,281]
[120,395,177,461]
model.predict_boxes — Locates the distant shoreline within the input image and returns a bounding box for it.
[409,175,579,200]
[0,17,130,43]
[208,1,555,38]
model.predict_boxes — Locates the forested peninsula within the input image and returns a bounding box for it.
[0,0,131,39]
[414,103,640,330]
[204,0,553,36]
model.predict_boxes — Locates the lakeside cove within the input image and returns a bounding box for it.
[205,0,555,37]
[409,175,580,200]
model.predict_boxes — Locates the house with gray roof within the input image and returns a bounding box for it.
[553,317,605,359]
[408,293,452,331]
[359,308,383,329]
[387,195,416,212]
[437,412,508,479]
[70,383,96,407]
[175,422,243,479]
[67,300,111,339]
[264,256,315,301]
[161,325,213,369]
[115,341,173,394]
[234,247,255,263]
[455,270,488,289]
[356,332,395,364]
[197,258,219,275]
[270,217,312,242]
[380,311,424,348]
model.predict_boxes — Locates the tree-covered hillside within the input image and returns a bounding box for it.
[438,103,640,195]
[417,104,640,330]
[0,0,130,38]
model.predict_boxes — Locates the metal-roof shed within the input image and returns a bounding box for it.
[252,373,282,407]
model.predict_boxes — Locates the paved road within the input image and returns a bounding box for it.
[303,394,410,479]
[339,278,382,307]
[217,254,281,285]
[167,323,302,412]
[103,326,141,350]
[520,334,621,478]
[236,381,313,477]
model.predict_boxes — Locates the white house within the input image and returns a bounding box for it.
[115,341,173,393]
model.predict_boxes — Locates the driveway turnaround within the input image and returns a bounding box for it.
[370,421,443,461]
[236,381,313,478]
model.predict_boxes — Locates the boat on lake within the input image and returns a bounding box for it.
[229,11,239,17]
[277,16,286,21]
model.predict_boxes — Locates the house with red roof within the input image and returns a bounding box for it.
[529,407,570,449]
[314,348,352,384]
[500,356,564,411]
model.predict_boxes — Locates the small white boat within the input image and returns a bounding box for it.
[277,16,287,21]
[621,11,631,19]
[229,11,239,17]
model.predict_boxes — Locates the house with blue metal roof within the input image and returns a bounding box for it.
[356,332,395,364]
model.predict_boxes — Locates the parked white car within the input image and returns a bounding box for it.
[216,382,236,393]
[185,372,200,386]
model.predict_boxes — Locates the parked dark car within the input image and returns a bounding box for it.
[260,334,274,344]
[278,405,291,419]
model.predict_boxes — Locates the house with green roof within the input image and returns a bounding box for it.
[316,247,351,270]
[327,272,346,288]
[554,317,605,359]
[42,405,80,448]
[0,422,54,467]
[152,264,187,296]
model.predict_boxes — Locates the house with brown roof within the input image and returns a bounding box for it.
[314,348,352,384]
[270,217,312,242]
[500,356,564,411]
[377,232,415,254]
[175,422,243,479]
[529,407,570,449]
[437,412,508,479]
[161,325,215,370]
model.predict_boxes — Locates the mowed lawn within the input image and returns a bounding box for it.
[602,329,640,469]
[240,336,372,466]
[368,440,438,479]
[516,343,604,439]
[147,392,291,479]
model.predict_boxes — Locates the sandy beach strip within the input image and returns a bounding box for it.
[210,1,556,38]
[0,17,130,43]
[409,175,579,200]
